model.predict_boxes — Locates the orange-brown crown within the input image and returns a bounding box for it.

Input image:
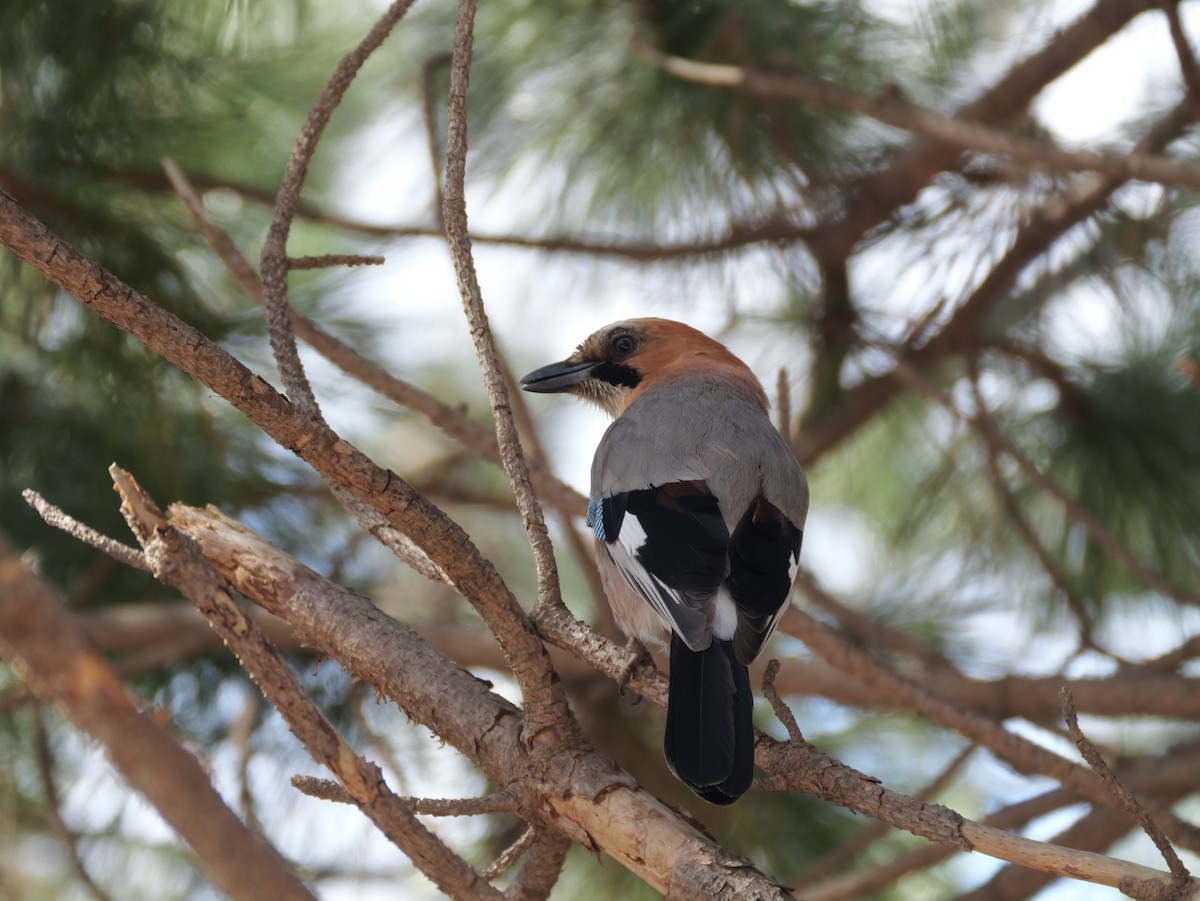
[520,318,767,417]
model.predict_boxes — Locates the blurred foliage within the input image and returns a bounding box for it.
[403,0,904,227]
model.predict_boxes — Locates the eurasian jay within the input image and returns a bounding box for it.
[520,318,808,804]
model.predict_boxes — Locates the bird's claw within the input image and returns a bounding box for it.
[616,637,653,703]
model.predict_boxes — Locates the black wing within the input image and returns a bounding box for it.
[589,480,729,650]
[726,495,803,666]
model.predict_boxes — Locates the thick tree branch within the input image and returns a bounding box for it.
[0,539,315,901]
[161,158,587,523]
[167,503,790,897]
[108,467,497,900]
[780,579,1200,854]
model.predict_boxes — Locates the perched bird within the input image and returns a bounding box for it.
[520,318,808,804]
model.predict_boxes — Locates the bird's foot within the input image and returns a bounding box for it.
[616,637,653,704]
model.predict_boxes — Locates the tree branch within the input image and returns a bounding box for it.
[780,578,1200,854]
[161,157,586,523]
[808,0,1159,261]
[791,92,1195,468]
[258,0,418,418]
[0,538,315,901]
[32,708,114,901]
[166,502,791,897]
[1063,688,1192,891]
[108,465,499,900]
[440,0,573,746]
[504,830,571,901]
[22,490,148,572]
[637,44,1200,193]
[0,187,571,750]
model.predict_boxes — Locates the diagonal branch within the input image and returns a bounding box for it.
[779,577,1200,854]
[109,465,499,901]
[172,501,1200,896]
[638,44,1200,193]
[1062,688,1192,890]
[504,830,571,901]
[793,93,1195,467]
[161,157,587,523]
[965,360,1101,650]
[0,538,315,901]
[809,0,1159,261]
[895,358,1200,607]
[0,187,571,741]
[22,490,148,572]
[1163,0,1200,105]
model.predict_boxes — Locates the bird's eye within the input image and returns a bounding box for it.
[611,334,636,357]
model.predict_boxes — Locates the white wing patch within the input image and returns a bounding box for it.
[605,511,709,651]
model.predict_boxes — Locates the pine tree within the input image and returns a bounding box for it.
[2,0,1198,897]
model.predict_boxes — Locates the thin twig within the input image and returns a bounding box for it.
[259,0,418,418]
[482,827,537,882]
[286,254,385,271]
[422,51,452,233]
[290,776,518,817]
[761,659,803,742]
[291,775,352,804]
[965,361,1100,651]
[1061,687,1192,891]
[440,0,571,746]
[636,40,1200,193]
[162,157,587,523]
[495,345,608,616]
[229,687,264,837]
[33,709,114,901]
[22,490,148,571]
[349,685,409,794]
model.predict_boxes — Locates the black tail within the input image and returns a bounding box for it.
[664,635,754,805]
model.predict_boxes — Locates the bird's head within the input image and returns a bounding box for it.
[519,318,763,417]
